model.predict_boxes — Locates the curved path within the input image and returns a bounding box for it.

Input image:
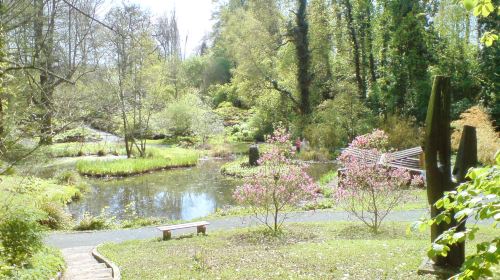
[46,209,428,249]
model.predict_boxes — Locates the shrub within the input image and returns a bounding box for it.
[54,169,81,185]
[74,209,114,231]
[297,148,331,162]
[10,247,65,280]
[451,105,500,165]
[335,130,423,233]
[378,114,422,150]
[305,91,374,149]
[38,202,73,230]
[0,213,44,267]
[233,126,318,233]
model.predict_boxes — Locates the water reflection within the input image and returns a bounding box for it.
[69,159,336,221]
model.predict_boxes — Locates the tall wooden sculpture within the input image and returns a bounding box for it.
[423,76,478,272]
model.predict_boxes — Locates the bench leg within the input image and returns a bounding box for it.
[197,225,207,235]
[163,230,171,241]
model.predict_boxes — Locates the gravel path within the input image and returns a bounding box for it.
[46,209,429,249]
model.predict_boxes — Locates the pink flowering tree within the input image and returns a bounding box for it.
[335,129,423,233]
[233,126,318,234]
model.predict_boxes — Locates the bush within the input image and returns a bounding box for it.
[38,202,73,230]
[335,130,423,233]
[297,148,331,162]
[305,92,374,150]
[451,105,500,165]
[10,247,65,280]
[378,114,422,150]
[74,210,114,231]
[233,126,318,233]
[54,169,80,185]
[0,214,44,267]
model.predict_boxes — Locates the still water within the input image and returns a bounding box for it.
[68,159,335,221]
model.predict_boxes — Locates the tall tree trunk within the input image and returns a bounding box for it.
[294,0,312,116]
[343,0,366,99]
[35,0,56,145]
[366,2,377,84]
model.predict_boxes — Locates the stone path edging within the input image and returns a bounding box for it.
[61,246,114,280]
[92,246,121,280]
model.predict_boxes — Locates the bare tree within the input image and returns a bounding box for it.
[3,0,103,144]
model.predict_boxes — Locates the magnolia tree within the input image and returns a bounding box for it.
[233,126,318,233]
[335,129,423,233]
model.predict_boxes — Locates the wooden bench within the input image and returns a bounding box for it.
[156,221,210,240]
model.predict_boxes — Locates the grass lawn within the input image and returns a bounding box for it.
[98,222,499,280]
[76,147,199,177]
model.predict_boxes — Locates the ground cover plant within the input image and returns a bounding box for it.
[98,222,499,280]
[76,147,199,177]
[0,177,68,279]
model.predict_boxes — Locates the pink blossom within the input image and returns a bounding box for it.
[233,125,318,232]
[335,129,413,232]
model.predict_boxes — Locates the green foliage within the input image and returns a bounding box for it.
[451,106,500,165]
[38,202,72,230]
[318,170,338,187]
[378,115,422,150]
[220,157,259,178]
[76,147,199,177]
[47,142,125,158]
[296,148,332,162]
[0,212,44,267]
[416,152,500,279]
[306,91,374,149]
[8,247,65,280]
[74,209,114,231]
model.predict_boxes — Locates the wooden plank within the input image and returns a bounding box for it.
[157,221,210,231]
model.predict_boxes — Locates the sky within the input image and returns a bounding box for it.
[102,0,216,56]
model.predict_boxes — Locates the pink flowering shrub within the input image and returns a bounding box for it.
[336,130,423,232]
[233,126,318,233]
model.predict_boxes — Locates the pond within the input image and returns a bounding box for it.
[68,159,337,221]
